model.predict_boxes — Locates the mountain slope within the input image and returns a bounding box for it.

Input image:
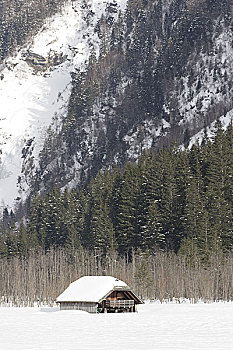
[0,0,127,208]
[0,0,233,211]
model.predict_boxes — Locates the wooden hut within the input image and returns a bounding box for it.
[56,276,143,313]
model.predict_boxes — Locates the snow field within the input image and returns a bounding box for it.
[1,302,233,350]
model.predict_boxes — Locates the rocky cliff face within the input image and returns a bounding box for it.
[0,0,232,210]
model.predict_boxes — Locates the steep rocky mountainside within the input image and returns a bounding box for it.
[0,0,233,210]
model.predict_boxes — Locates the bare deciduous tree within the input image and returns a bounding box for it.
[0,248,232,306]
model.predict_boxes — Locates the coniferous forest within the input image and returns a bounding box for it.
[0,0,233,305]
[1,121,232,259]
[0,121,232,304]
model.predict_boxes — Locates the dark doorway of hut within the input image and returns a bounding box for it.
[97,290,137,313]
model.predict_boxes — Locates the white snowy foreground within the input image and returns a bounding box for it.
[1,302,233,350]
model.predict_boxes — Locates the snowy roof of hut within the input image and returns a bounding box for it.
[56,276,141,303]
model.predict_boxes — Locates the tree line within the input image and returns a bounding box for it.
[1,121,232,261]
[0,248,232,306]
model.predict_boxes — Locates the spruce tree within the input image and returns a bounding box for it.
[155,148,179,251]
[136,150,164,250]
[17,223,29,257]
[205,121,233,253]
[115,163,139,254]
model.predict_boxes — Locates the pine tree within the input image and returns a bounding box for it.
[0,233,8,258]
[60,188,82,252]
[155,148,180,251]
[136,151,164,250]
[143,201,165,250]
[224,121,233,206]
[27,194,46,249]
[88,172,117,253]
[90,199,116,253]
[205,121,233,252]
[115,163,139,254]
[43,187,65,248]
[5,229,18,257]
[181,176,205,258]
[17,223,29,257]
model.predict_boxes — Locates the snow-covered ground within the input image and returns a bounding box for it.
[1,302,233,349]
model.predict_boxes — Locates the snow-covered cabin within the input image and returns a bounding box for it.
[56,276,143,313]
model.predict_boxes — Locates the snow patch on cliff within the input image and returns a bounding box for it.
[0,0,127,210]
